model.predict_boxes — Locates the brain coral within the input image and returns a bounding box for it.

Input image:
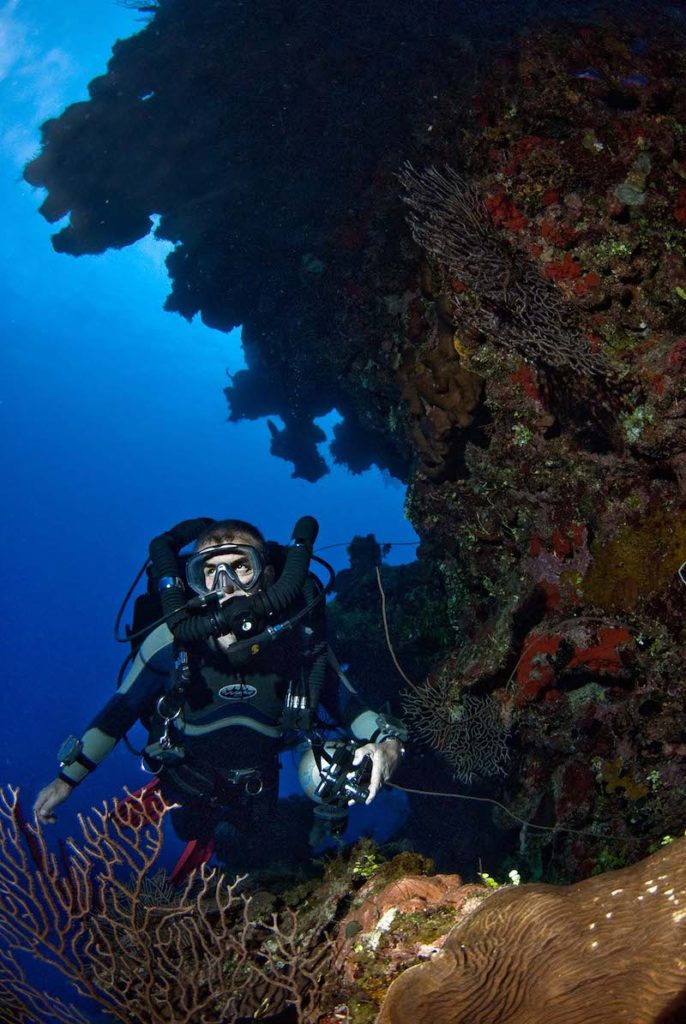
[379,836,686,1024]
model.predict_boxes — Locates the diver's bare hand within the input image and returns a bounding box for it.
[33,778,73,824]
[352,738,403,804]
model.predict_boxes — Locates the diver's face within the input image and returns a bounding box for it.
[202,551,258,597]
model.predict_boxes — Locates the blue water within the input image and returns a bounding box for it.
[0,5,418,1017]
[0,2,415,846]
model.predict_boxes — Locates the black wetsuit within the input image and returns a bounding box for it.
[59,616,365,866]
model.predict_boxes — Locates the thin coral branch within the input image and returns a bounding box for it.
[399,162,613,381]
[403,673,510,784]
[375,566,509,782]
[0,786,340,1022]
[240,897,336,1024]
[0,948,91,1024]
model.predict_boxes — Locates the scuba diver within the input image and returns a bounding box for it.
[33,515,406,868]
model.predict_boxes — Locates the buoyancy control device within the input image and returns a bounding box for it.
[117,516,335,738]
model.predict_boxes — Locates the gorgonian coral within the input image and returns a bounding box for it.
[403,676,510,784]
[398,163,613,380]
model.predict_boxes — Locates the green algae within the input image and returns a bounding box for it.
[582,508,686,613]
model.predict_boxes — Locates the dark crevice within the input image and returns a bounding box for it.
[599,90,640,112]
[437,400,494,483]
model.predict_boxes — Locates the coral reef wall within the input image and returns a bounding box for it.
[26,0,633,481]
[26,0,686,882]
[395,13,686,882]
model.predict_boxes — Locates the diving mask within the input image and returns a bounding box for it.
[186,543,264,596]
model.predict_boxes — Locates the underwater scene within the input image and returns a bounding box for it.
[2,0,686,1020]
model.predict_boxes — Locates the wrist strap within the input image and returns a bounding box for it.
[75,752,97,772]
[380,734,406,756]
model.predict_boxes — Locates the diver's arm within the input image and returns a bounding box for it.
[348,709,406,803]
[34,625,173,821]
[33,778,73,823]
[58,624,173,785]
[320,654,408,803]
[351,736,404,803]
[320,648,408,740]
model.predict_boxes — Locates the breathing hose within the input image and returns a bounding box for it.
[149,517,216,628]
[148,515,320,644]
